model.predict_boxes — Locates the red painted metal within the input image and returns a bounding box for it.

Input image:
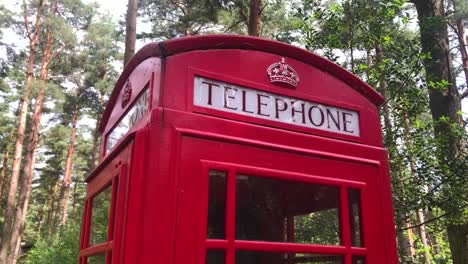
[80,35,398,264]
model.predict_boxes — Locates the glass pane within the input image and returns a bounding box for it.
[352,256,365,264]
[206,250,225,264]
[87,254,106,264]
[348,189,363,247]
[236,251,343,264]
[236,174,340,245]
[90,185,113,245]
[106,85,149,153]
[207,170,227,239]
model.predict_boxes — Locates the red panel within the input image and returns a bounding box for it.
[173,131,389,264]
[100,35,383,135]
[161,50,382,146]
[79,141,133,262]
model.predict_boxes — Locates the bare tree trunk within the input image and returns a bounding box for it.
[0,129,14,203]
[87,93,106,174]
[417,209,432,264]
[71,173,79,214]
[0,1,44,261]
[447,223,468,264]
[58,107,79,226]
[124,0,137,65]
[34,206,45,239]
[405,221,417,258]
[403,115,431,263]
[412,1,467,263]
[9,21,54,263]
[46,180,59,238]
[247,0,261,36]
[88,122,100,173]
[455,18,468,94]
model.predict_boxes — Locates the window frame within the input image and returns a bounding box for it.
[201,161,368,264]
[79,164,129,264]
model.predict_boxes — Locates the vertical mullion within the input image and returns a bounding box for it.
[340,185,351,264]
[108,176,118,242]
[79,201,88,250]
[226,170,236,264]
[84,199,92,248]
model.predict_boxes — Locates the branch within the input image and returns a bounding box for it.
[223,19,244,33]
[259,3,268,14]
[168,0,186,16]
[22,0,32,42]
[31,0,45,44]
[49,42,66,63]
[192,23,205,35]
[397,212,448,231]
[233,1,248,25]
[397,202,468,231]
[462,89,468,99]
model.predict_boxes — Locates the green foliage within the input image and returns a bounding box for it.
[138,0,295,40]
[139,0,223,39]
[19,225,80,264]
[0,0,466,262]
[295,209,340,245]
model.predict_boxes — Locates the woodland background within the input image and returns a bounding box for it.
[0,0,467,263]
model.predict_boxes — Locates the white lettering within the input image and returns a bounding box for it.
[193,76,360,137]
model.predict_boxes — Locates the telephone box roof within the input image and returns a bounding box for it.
[99,35,383,132]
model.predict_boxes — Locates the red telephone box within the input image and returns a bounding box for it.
[78,35,398,264]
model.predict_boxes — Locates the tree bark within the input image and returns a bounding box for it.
[447,223,468,264]
[247,0,261,36]
[416,209,432,264]
[0,129,14,204]
[46,180,59,238]
[412,1,467,263]
[123,0,137,66]
[455,18,468,93]
[58,106,79,226]
[87,93,106,174]
[0,1,44,261]
[8,17,54,263]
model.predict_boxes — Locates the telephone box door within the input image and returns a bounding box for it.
[79,142,132,264]
[174,134,388,264]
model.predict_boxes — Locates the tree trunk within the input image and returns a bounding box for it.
[412,1,467,263]
[124,0,137,66]
[413,0,462,144]
[87,93,106,174]
[8,21,54,263]
[58,107,79,226]
[417,209,432,264]
[46,180,59,238]
[0,1,44,261]
[88,121,100,173]
[0,129,13,204]
[447,223,468,264]
[405,221,416,258]
[402,115,431,262]
[455,18,468,92]
[247,0,261,36]
[71,172,79,214]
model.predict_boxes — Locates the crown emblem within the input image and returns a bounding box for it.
[121,80,132,108]
[267,58,299,88]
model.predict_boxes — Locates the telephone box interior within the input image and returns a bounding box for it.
[78,35,398,264]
